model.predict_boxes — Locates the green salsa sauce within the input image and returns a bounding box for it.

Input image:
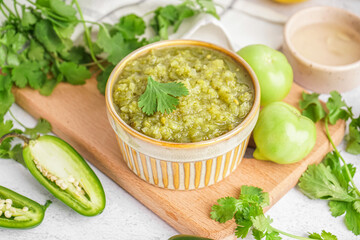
[113,46,254,143]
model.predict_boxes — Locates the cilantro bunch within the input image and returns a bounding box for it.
[211,185,337,240]
[0,0,219,121]
[298,91,360,236]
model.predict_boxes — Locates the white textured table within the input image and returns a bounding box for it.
[1,0,360,240]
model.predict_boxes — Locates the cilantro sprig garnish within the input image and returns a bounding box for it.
[138,76,189,115]
[211,185,337,240]
[0,0,218,121]
[298,91,360,236]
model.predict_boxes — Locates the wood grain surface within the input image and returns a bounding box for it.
[13,78,345,240]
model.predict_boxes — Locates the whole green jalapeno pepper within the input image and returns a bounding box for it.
[0,134,106,216]
[0,186,51,229]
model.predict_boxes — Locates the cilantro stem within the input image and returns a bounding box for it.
[13,0,20,19]
[80,58,107,67]
[73,0,105,71]
[25,1,70,23]
[76,19,104,27]
[270,227,311,240]
[0,5,8,18]
[325,117,360,197]
[9,110,27,129]
[0,133,30,145]
[52,52,61,69]
[1,1,16,17]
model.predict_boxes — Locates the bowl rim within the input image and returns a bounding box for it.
[284,6,360,71]
[105,39,260,149]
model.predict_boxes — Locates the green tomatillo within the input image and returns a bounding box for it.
[253,101,316,164]
[237,44,293,106]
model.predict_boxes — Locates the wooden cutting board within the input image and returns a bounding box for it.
[13,78,345,240]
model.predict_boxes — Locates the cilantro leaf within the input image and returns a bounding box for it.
[11,62,47,89]
[326,91,351,125]
[299,92,326,123]
[28,40,45,61]
[159,5,179,24]
[196,0,220,19]
[6,50,20,66]
[21,9,38,28]
[173,5,196,32]
[0,75,15,119]
[96,65,114,95]
[252,229,265,240]
[328,200,347,217]
[40,73,63,96]
[24,118,52,139]
[235,219,253,238]
[1,29,16,46]
[108,36,144,65]
[59,62,91,85]
[298,163,355,202]
[345,203,360,235]
[323,152,355,190]
[12,33,28,52]
[251,215,273,233]
[8,144,25,166]
[265,231,282,240]
[309,230,338,240]
[96,28,143,65]
[35,19,64,53]
[0,119,23,164]
[0,119,13,137]
[345,116,360,155]
[239,185,269,207]
[116,14,146,40]
[210,197,238,223]
[353,201,360,214]
[138,76,189,115]
[48,0,77,19]
[0,46,6,65]
[64,46,92,64]
[54,23,76,39]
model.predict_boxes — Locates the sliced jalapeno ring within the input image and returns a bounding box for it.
[0,186,51,229]
[22,135,106,216]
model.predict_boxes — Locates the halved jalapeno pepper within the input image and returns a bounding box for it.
[22,135,106,216]
[0,186,51,229]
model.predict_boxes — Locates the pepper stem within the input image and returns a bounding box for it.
[43,200,52,210]
[0,133,30,145]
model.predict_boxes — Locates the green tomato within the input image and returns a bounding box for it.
[237,44,293,106]
[253,101,316,164]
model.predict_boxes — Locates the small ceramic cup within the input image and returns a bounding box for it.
[105,40,260,190]
[283,6,360,93]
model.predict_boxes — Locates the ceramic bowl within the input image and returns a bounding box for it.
[283,6,360,93]
[105,40,260,190]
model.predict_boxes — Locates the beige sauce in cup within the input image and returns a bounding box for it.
[292,22,360,66]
